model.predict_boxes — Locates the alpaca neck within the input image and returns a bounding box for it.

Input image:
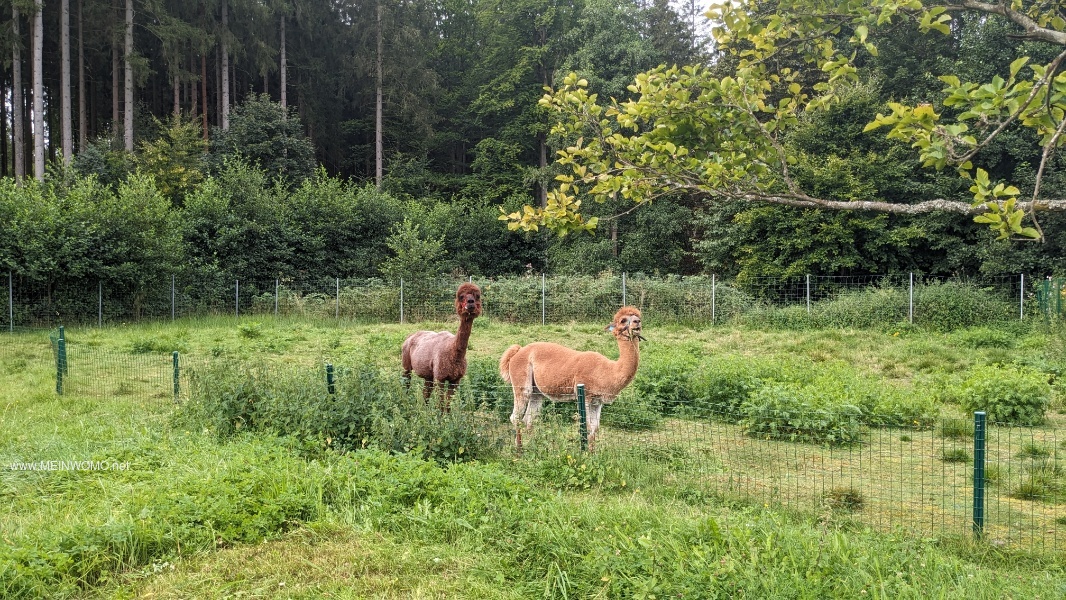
[613,337,640,382]
[450,314,475,358]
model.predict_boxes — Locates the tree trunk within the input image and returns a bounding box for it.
[78,0,86,151]
[123,0,133,152]
[215,52,221,126]
[220,0,229,130]
[201,54,208,139]
[61,0,72,164]
[23,82,32,174]
[0,80,5,176]
[187,58,194,116]
[173,73,180,116]
[279,12,286,113]
[32,0,44,180]
[12,6,25,182]
[112,3,119,142]
[375,1,383,188]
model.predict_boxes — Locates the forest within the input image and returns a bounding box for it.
[1,0,1065,301]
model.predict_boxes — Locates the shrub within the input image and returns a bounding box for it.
[687,356,779,421]
[600,390,663,431]
[179,360,503,462]
[740,384,863,445]
[532,452,630,492]
[952,326,1016,349]
[913,281,1014,331]
[633,351,697,413]
[814,286,907,329]
[462,355,510,421]
[864,389,938,429]
[957,365,1052,426]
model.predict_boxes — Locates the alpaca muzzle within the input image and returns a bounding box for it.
[619,322,645,342]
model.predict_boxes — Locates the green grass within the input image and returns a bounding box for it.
[2,317,1065,598]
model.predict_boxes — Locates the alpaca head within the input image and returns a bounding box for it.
[605,306,644,342]
[455,282,483,319]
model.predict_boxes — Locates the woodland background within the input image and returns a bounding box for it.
[1,0,1064,305]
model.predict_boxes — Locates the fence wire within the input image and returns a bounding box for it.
[4,330,1062,556]
[4,272,1056,329]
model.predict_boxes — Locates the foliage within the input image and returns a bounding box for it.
[913,281,1016,331]
[531,451,630,492]
[686,355,780,421]
[379,218,448,283]
[957,364,1052,426]
[600,390,663,431]
[940,448,970,463]
[519,1,1066,242]
[70,137,135,189]
[208,94,317,187]
[179,360,501,463]
[740,384,864,445]
[134,115,207,205]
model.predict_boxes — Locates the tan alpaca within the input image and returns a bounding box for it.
[499,306,644,450]
[402,282,482,411]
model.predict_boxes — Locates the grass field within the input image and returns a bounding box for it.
[1,316,1064,598]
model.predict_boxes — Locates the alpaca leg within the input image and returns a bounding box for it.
[440,381,458,413]
[422,379,434,401]
[510,392,529,451]
[586,400,604,450]
[523,396,544,429]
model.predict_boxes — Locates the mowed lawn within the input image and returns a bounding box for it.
[1,316,1064,598]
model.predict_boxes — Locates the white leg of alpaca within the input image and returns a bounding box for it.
[509,390,528,430]
[586,399,604,449]
[524,395,544,429]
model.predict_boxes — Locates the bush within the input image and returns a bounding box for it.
[957,365,1052,426]
[740,384,863,445]
[952,326,1016,349]
[687,356,780,421]
[179,360,504,462]
[633,351,697,413]
[462,355,510,421]
[913,281,1015,331]
[600,390,663,431]
[814,286,907,329]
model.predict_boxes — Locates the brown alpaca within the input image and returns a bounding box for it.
[499,306,644,450]
[401,282,482,410]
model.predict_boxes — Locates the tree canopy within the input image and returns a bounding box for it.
[508,0,1066,242]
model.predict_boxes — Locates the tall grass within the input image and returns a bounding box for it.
[2,317,1064,597]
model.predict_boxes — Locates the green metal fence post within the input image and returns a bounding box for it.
[973,411,987,539]
[326,363,335,395]
[173,351,180,402]
[577,384,588,452]
[56,326,66,395]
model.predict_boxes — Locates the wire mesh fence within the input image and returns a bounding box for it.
[4,271,1056,330]
[6,328,1063,556]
